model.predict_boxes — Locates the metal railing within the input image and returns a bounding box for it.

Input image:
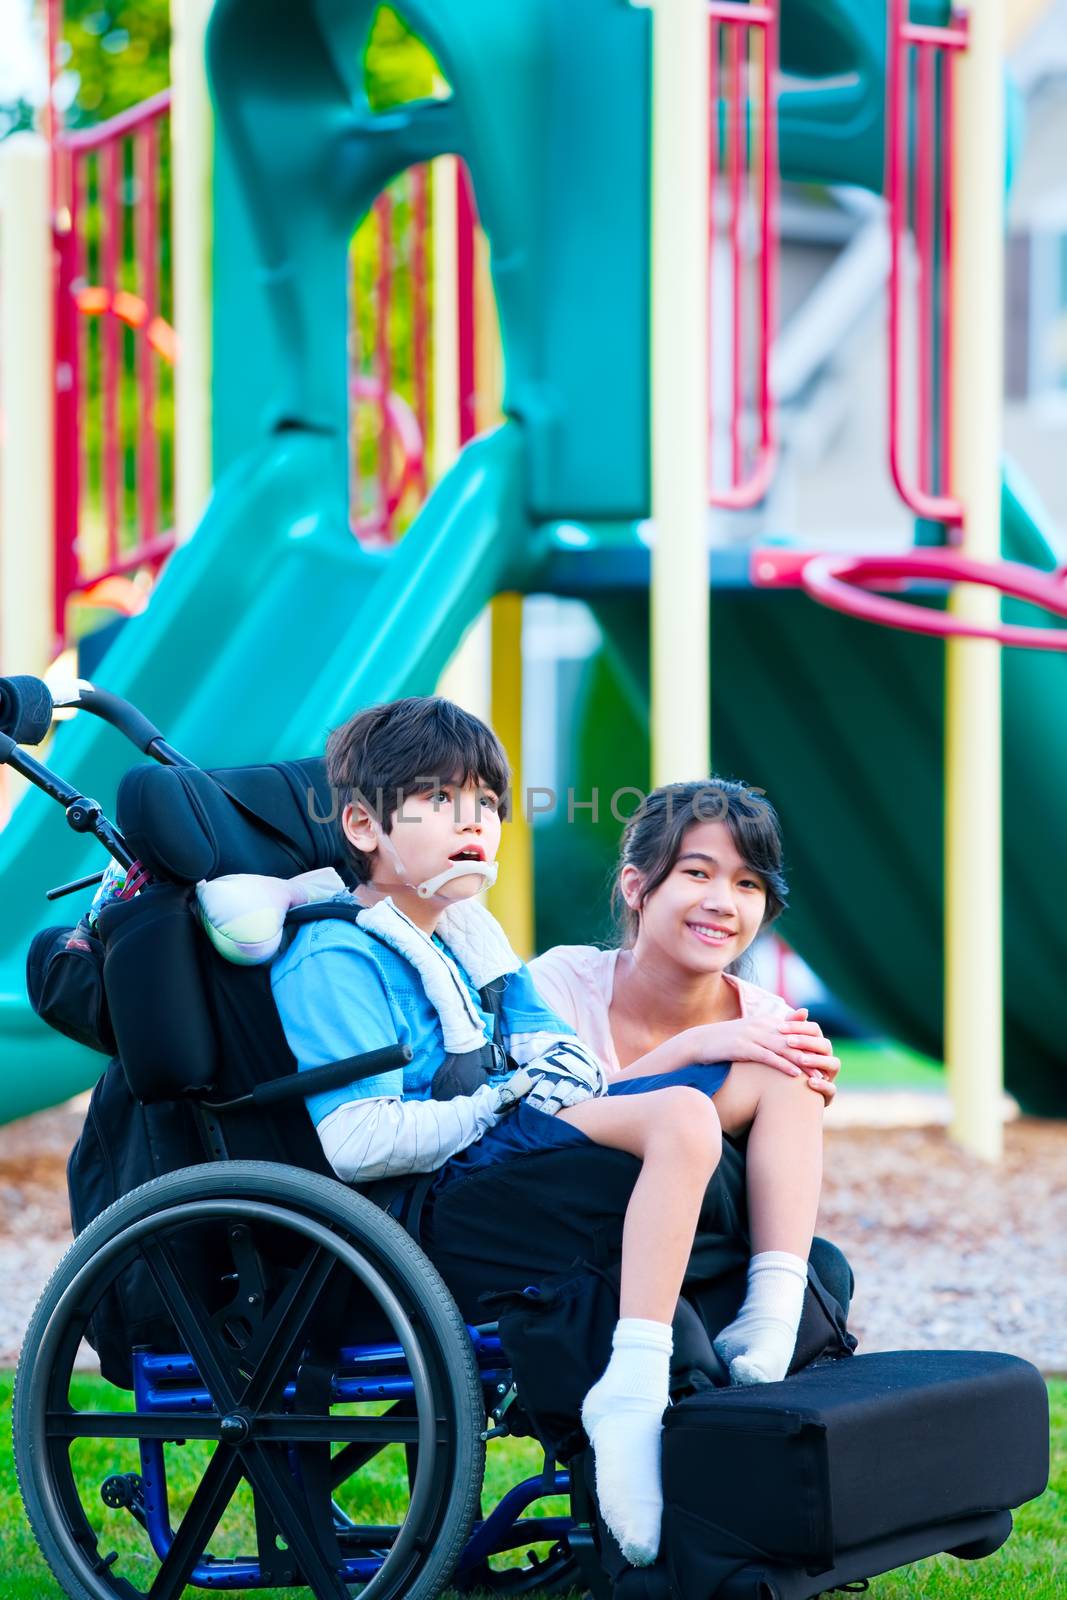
[708,0,779,510]
[885,0,968,528]
[53,91,176,642]
[349,167,433,542]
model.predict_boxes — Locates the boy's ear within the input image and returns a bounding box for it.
[342,801,379,857]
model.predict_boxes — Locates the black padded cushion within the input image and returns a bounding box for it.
[117,757,349,883]
[661,1349,1049,1579]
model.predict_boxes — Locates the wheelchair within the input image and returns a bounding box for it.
[3,675,596,1600]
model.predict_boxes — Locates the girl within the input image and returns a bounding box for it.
[526,778,839,1565]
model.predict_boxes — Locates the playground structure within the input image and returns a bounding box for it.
[0,0,1064,1145]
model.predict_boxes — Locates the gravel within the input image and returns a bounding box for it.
[1,1101,1064,1373]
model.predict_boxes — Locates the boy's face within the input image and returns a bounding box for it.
[343,775,503,927]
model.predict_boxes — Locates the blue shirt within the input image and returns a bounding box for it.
[270,915,578,1127]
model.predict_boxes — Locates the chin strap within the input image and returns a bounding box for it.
[369,821,498,904]
[415,859,499,899]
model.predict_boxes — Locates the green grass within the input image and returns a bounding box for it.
[835,1038,947,1092]
[3,1375,1061,1599]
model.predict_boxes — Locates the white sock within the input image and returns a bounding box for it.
[580,1317,672,1566]
[712,1251,808,1385]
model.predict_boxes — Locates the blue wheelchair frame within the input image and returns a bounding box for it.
[128,1331,573,1589]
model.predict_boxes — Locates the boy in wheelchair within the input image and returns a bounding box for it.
[205,694,853,1566]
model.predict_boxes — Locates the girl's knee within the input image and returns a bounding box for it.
[745,1063,826,1111]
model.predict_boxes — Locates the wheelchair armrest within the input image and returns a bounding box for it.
[204,1043,413,1112]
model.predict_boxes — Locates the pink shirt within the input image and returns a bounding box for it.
[527,943,792,1078]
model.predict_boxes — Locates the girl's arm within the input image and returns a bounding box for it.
[614,1017,838,1084]
[613,1028,708,1081]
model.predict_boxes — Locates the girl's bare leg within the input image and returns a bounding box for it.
[554,1086,723,1565]
[712,1062,825,1257]
[708,1063,826,1383]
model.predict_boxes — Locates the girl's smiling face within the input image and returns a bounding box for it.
[620,819,768,974]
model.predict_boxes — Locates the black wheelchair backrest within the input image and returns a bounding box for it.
[117,756,347,883]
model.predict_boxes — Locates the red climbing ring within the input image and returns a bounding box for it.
[801,547,1067,652]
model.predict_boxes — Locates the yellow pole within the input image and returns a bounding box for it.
[0,133,54,682]
[471,224,534,957]
[646,0,711,785]
[490,592,533,959]
[171,0,215,541]
[946,0,1005,1160]
[433,153,492,721]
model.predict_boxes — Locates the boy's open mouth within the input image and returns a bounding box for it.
[449,847,485,863]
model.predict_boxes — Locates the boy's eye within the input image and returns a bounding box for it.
[480,793,500,812]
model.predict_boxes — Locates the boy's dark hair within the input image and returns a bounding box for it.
[609,777,788,971]
[326,696,511,883]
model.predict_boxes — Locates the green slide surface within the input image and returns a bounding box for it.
[0,424,527,1123]
[535,469,1066,1117]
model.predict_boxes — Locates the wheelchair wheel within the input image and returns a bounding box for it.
[14,1161,485,1600]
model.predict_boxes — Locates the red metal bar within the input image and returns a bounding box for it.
[885,0,964,526]
[707,20,719,462]
[136,122,160,547]
[457,164,477,446]
[916,43,935,495]
[52,146,80,645]
[728,23,745,487]
[101,139,121,571]
[756,3,777,489]
[940,42,956,522]
[375,190,393,530]
[901,21,968,49]
[62,89,172,152]
[350,228,363,536]
[411,165,429,495]
[708,4,779,511]
[99,532,178,580]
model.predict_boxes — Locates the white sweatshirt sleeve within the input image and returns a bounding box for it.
[315,1081,505,1184]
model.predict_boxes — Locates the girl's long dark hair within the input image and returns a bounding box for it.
[610,778,788,971]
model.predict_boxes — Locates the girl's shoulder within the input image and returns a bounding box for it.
[530,943,615,972]
[527,944,617,1012]
[529,943,617,988]
[726,972,793,1021]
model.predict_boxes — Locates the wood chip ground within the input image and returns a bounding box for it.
[1,1103,1063,1373]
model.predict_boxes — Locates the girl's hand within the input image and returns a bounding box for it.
[779,1008,839,1074]
[689,1009,840,1095]
[774,1008,839,1102]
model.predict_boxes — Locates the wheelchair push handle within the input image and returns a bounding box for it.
[0,675,55,747]
[0,673,195,766]
[55,680,194,766]
[247,1044,414,1112]
[0,674,195,899]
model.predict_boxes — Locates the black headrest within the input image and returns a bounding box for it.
[117,757,352,884]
